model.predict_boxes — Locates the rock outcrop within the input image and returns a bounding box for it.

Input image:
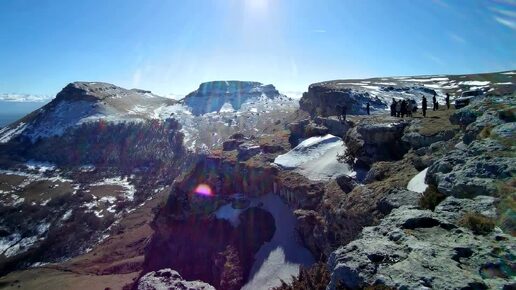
[299,83,385,117]
[137,268,215,290]
[288,117,350,146]
[401,119,459,149]
[427,96,516,199]
[426,138,515,197]
[344,118,409,167]
[328,196,515,290]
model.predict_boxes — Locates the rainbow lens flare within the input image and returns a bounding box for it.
[194,184,214,196]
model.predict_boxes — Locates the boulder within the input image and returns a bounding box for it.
[137,269,215,290]
[463,112,504,144]
[377,188,421,215]
[449,106,479,127]
[345,119,409,167]
[335,174,358,194]
[223,139,244,151]
[237,142,262,160]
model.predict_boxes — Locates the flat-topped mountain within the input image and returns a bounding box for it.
[183,81,285,115]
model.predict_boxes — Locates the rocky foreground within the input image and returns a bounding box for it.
[0,71,514,289]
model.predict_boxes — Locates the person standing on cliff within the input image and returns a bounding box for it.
[340,104,347,123]
[406,100,413,117]
[445,93,450,109]
[422,95,428,117]
[391,99,396,117]
[395,100,401,117]
[432,93,438,111]
[366,102,370,115]
[401,100,408,118]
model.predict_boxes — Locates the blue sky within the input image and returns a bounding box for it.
[0,0,515,98]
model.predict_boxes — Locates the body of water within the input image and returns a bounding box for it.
[0,101,47,127]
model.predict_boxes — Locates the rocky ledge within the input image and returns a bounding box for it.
[328,196,515,289]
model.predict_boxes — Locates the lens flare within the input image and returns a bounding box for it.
[194,183,213,196]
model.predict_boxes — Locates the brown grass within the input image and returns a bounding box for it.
[459,212,496,235]
[419,184,446,210]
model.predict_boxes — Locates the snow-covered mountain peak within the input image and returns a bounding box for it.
[183,81,285,115]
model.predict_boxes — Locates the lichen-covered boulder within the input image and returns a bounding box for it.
[138,269,216,290]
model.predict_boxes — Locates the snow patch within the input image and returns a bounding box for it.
[274,134,354,181]
[0,122,27,143]
[459,81,490,86]
[1,223,50,258]
[242,194,314,290]
[219,102,235,113]
[215,203,243,227]
[91,176,136,201]
[61,209,73,221]
[407,168,429,193]
[25,160,56,172]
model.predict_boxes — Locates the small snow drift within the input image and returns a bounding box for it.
[274,134,355,181]
[407,168,429,193]
[241,194,314,290]
[215,203,243,227]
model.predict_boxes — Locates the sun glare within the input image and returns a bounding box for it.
[246,0,269,11]
[194,183,214,196]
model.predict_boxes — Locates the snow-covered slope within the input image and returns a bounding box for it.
[274,134,355,181]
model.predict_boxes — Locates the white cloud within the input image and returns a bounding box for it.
[0,93,51,103]
[492,7,516,18]
[449,32,466,44]
[494,16,516,30]
[431,0,450,8]
[132,69,142,88]
[424,53,445,66]
[311,29,327,33]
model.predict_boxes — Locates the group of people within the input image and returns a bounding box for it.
[390,92,451,118]
[324,92,452,122]
[390,98,416,118]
